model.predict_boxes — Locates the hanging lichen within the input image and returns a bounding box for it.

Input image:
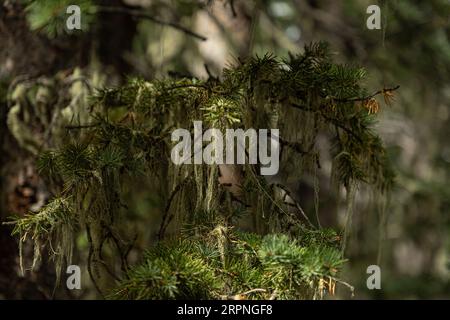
[5,42,397,299]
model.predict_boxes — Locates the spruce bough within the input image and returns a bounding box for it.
[6,42,396,299]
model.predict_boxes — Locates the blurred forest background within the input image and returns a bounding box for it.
[0,0,449,299]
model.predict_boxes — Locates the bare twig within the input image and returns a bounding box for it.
[326,275,355,297]
[65,123,100,130]
[204,64,218,81]
[289,102,364,144]
[158,176,191,240]
[167,83,208,91]
[227,0,237,17]
[95,6,207,41]
[85,224,106,298]
[278,137,309,155]
[335,85,400,102]
[271,183,316,229]
[223,288,267,300]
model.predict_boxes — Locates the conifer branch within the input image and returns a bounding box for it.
[6,42,392,299]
